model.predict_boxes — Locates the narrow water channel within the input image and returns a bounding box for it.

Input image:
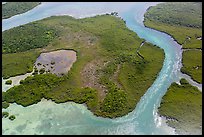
[2,2,200,135]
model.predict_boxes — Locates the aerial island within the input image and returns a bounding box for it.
[2,2,202,135]
[2,14,164,118]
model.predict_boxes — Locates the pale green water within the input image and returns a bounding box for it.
[2,2,200,135]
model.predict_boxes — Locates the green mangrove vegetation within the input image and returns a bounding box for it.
[158,78,202,134]
[2,2,41,19]
[2,102,10,109]
[144,2,202,84]
[9,115,16,121]
[2,15,164,118]
[2,22,59,79]
[2,112,9,118]
[2,111,16,121]
[5,80,12,85]
[181,50,202,83]
[2,22,58,54]
[145,2,202,29]
[2,50,40,79]
[144,2,202,134]
[39,68,46,74]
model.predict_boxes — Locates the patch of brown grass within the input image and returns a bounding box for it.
[81,59,108,101]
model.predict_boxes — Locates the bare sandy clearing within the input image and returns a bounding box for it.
[35,50,77,76]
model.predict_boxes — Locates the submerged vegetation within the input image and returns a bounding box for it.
[2,15,164,118]
[2,2,41,19]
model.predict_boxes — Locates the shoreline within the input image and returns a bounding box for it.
[180,49,202,85]
[158,113,201,135]
[144,21,202,134]
[143,20,183,45]
[143,3,202,135]
[2,70,34,92]
[143,20,202,87]
[2,2,42,20]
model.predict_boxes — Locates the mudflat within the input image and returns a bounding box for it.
[35,50,77,76]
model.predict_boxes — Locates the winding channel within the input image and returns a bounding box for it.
[2,2,201,135]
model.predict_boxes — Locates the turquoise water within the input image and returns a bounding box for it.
[2,2,188,135]
[2,2,134,31]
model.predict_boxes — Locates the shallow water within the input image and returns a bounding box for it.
[2,70,34,92]
[2,2,134,31]
[2,2,200,135]
[179,73,202,91]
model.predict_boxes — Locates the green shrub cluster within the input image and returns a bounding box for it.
[5,80,12,85]
[2,112,9,118]
[181,50,202,84]
[3,74,98,110]
[9,115,16,121]
[2,2,41,19]
[97,61,130,117]
[3,74,62,106]
[180,78,189,85]
[2,23,58,54]
[32,67,39,75]
[2,101,10,109]
[144,2,202,28]
[39,68,46,74]
[102,88,127,114]
[159,79,202,134]
[2,50,40,79]
[51,61,55,65]
[2,111,16,121]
